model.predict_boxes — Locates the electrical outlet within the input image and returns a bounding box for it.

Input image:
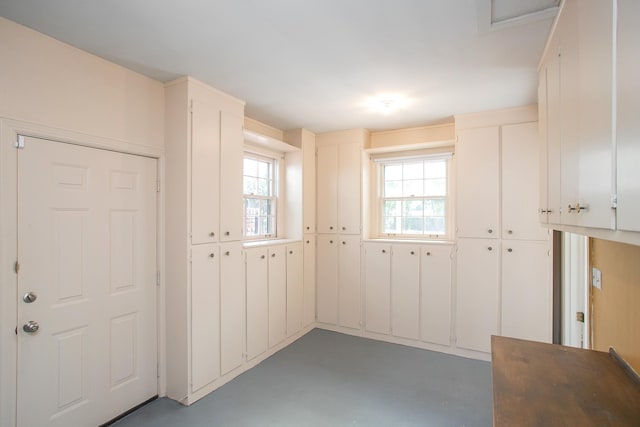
[592,267,602,290]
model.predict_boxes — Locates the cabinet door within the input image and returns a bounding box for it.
[316,145,338,234]
[421,245,452,346]
[316,235,338,324]
[338,235,361,329]
[546,52,562,225]
[220,242,245,375]
[391,245,420,340]
[268,246,287,348]
[501,241,551,343]
[219,111,244,241]
[616,0,640,232]
[456,238,499,353]
[303,236,316,327]
[246,248,268,360]
[363,243,391,334]
[191,100,220,244]
[302,138,316,233]
[502,123,548,241]
[337,142,361,234]
[456,127,499,239]
[286,243,303,337]
[190,245,220,392]
[538,68,549,225]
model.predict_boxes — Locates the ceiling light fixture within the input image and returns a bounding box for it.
[366,94,409,115]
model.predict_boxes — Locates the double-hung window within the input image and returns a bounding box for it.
[378,155,451,239]
[243,153,277,239]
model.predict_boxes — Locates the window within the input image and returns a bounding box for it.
[243,153,277,239]
[378,156,450,238]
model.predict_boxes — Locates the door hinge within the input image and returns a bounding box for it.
[14,261,20,274]
[156,270,161,286]
[15,135,25,149]
[611,194,617,209]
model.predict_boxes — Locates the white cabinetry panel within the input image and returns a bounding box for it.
[456,238,499,353]
[501,241,551,343]
[190,100,220,244]
[338,235,361,329]
[303,236,316,327]
[337,142,361,235]
[246,248,268,360]
[316,235,338,324]
[391,245,420,340]
[316,145,338,234]
[190,245,220,392]
[220,243,244,375]
[303,138,316,233]
[268,246,287,348]
[421,245,452,346]
[456,127,500,239]
[219,111,244,241]
[286,243,303,337]
[364,243,391,334]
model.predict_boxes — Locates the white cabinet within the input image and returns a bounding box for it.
[268,246,287,348]
[190,245,220,392]
[338,235,362,329]
[316,235,338,324]
[245,248,268,361]
[456,127,500,239]
[220,242,244,375]
[316,234,361,329]
[616,0,640,232]
[501,241,551,343]
[420,245,452,346]
[303,236,316,327]
[364,243,391,334]
[456,238,499,353]
[219,111,244,241]
[316,142,361,235]
[391,245,420,340]
[286,243,303,337]
[502,123,548,241]
[190,100,220,244]
[302,136,316,234]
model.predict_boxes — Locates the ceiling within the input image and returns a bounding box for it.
[0,0,558,134]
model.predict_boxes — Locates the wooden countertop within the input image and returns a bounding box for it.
[491,335,640,426]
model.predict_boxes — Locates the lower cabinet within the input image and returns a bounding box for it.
[420,246,452,346]
[246,248,268,361]
[316,234,361,329]
[220,242,245,375]
[268,246,287,348]
[286,243,304,337]
[391,245,420,340]
[303,236,316,327]
[456,238,500,353]
[364,243,391,334]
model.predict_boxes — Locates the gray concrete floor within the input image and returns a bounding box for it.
[113,329,492,427]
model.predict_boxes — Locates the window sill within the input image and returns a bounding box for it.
[243,238,301,248]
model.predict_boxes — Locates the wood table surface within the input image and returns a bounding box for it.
[491,335,640,426]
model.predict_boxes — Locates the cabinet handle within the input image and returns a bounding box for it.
[225,231,230,236]
[488,246,493,251]
[507,248,513,253]
[426,252,431,256]
[261,255,265,259]
[576,203,589,213]
[289,250,293,254]
[487,229,493,234]
[271,253,276,257]
[382,249,386,253]
[507,230,513,235]
[209,232,215,237]
[342,226,346,231]
[330,226,334,230]
[330,240,333,244]
[225,251,230,256]
[306,226,310,230]
[342,241,346,245]
[306,240,310,244]
[209,253,215,258]
[410,251,415,255]
[567,204,576,213]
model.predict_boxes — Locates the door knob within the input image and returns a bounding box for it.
[23,292,37,303]
[23,321,39,333]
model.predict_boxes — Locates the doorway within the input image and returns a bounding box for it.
[16,135,159,426]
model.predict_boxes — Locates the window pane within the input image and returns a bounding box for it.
[424,160,446,179]
[257,160,269,179]
[403,162,423,180]
[402,200,424,217]
[403,179,424,197]
[424,178,446,196]
[266,216,275,235]
[383,200,400,216]
[244,177,258,195]
[384,180,402,197]
[244,158,257,177]
[245,216,258,236]
[424,198,445,216]
[402,217,423,234]
[384,164,402,181]
[245,198,260,215]
[383,216,400,233]
[257,178,270,196]
[260,199,274,216]
[425,217,445,234]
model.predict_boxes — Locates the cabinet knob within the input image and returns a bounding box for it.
[289,250,293,254]
[488,246,493,251]
[306,226,310,230]
[382,249,386,253]
[209,253,215,258]
[426,252,431,256]
[330,240,333,244]
[330,226,334,230]
[306,240,310,244]
[487,229,493,234]
[507,230,513,235]
[507,248,513,253]
[225,231,230,236]
[261,255,265,259]
[410,251,415,255]
[342,226,346,231]
[209,232,215,237]
[225,251,230,256]
[342,241,346,245]
[271,253,276,257]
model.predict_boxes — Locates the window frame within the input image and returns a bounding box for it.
[374,153,453,240]
[242,151,279,240]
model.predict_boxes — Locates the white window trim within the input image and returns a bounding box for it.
[371,150,455,241]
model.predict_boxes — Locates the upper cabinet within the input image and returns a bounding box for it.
[219,111,244,241]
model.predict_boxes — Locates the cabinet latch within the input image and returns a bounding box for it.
[611,194,617,209]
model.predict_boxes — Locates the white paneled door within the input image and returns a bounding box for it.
[17,137,158,427]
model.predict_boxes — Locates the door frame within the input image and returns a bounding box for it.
[0,118,166,427]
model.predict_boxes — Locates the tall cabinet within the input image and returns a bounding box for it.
[455,111,551,355]
[165,77,246,404]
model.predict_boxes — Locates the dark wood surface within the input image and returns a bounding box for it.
[491,335,640,426]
